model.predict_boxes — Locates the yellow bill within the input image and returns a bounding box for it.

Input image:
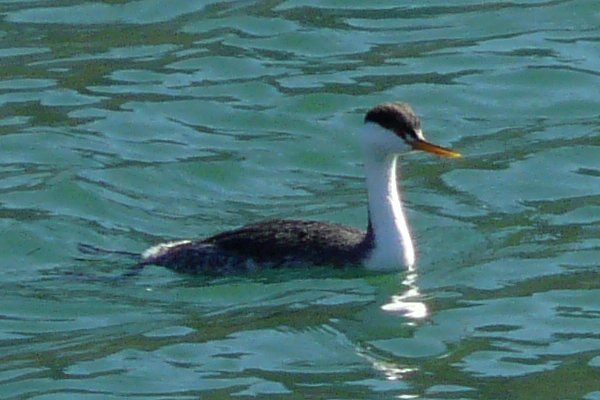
[411,139,461,158]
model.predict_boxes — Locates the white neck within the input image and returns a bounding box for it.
[361,127,415,270]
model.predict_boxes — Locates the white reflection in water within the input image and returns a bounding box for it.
[381,271,428,320]
[373,360,417,382]
[356,345,418,382]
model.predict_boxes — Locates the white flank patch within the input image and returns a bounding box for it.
[142,240,191,260]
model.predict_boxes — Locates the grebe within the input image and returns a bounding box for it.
[140,102,460,274]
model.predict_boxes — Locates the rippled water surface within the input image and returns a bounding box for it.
[1,0,599,398]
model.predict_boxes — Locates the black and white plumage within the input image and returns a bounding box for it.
[140,102,460,274]
[140,220,374,275]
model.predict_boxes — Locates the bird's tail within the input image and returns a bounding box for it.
[77,243,147,278]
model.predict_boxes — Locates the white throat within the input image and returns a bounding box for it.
[361,124,415,270]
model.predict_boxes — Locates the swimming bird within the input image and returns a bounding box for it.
[140,102,460,274]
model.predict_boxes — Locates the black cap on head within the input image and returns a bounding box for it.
[364,102,421,140]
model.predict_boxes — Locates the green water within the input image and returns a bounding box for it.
[1,0,599,398]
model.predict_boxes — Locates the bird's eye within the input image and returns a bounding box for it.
[412,129,426,141]
[405,130,419,142]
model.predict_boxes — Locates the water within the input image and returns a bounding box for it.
[1,0,599,398]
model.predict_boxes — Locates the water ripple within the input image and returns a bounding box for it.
[1,0,599,398]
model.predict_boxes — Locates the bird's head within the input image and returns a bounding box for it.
[362,102,461,159]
